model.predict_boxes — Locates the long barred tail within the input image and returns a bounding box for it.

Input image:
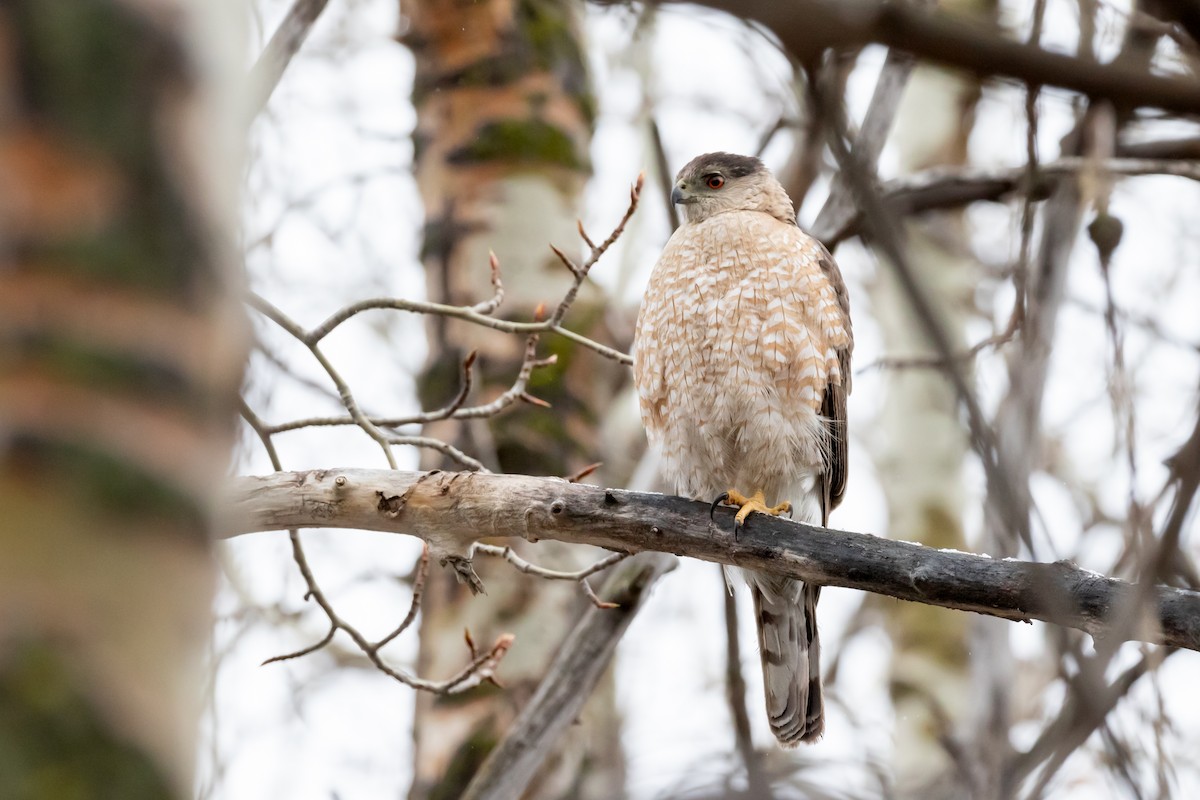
[749,572,824,745]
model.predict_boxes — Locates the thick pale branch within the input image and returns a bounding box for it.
[810,47,915,239]
[226,469,1200,652]
[247,0,332,121]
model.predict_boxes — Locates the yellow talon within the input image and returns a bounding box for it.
[725,489,791,526]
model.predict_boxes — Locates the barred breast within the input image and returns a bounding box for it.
[632,210,848,505]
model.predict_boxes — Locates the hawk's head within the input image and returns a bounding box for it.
[671,152,795,225]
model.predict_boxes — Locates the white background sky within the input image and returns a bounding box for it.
[206,0,1200,797]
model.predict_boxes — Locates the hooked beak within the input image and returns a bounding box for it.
[671,184,693,205]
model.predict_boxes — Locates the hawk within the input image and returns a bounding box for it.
[633,152,853,745]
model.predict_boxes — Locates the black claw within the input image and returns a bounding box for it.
[709,492,729,522]
[733,516,744,543]
[786,506,794,520]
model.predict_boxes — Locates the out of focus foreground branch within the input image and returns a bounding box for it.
[227,469,1200,652]
[627,0,1200,114]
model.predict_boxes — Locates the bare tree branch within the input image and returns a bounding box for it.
[225,469,1200,652]
[459,552,677,800]
[265,338,556,435]
[818,156,1200,247]
[808,69,1036,555]
[247,0,333,121]
[810,47,915,240]
[245,176,641,368]
[1009,646,1165,796]
[628,0,1200,114]
[1117,134,1200,160]
[472,544,631,609]
[1148,0,1200,49]
[237,403,509,691]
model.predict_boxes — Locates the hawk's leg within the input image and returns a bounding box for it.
[709,489,791,538]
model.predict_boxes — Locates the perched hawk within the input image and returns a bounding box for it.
[633,153,853,745]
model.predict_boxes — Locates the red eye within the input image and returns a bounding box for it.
[706,175,725,189]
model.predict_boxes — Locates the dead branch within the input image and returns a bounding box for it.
[1117,135,1200,160]
[815,156,1200,246]
[459,552,676,800]
[247,0,333,122]
[260,177,642,368]
[810,48,915,237]
[237,177,642,703]
[237,404,508,694]
[471,544,631,609]
[265,336,555,435]
[225,469,1200,653]
[808,69,1036,554]
[630,0,1200,115]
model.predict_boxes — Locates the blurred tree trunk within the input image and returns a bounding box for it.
[869,1,994,795]
[402,2,627,798]
[0,1,244,798]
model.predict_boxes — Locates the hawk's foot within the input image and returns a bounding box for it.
[709,489,791,538]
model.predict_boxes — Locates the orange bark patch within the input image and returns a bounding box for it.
[0,271,243,391]
[0,126,125,237]
[0,370,230,500]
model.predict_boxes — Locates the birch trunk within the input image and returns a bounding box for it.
[0,1,244,796]
[402,2,626,797]
[871,1,994,792]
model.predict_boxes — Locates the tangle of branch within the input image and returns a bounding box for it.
[237,175,645,692]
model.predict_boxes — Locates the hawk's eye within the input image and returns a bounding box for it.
[705,174,725,189]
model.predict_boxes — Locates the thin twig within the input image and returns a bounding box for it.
[247,292,398,467]
[266,336,553,434]
[261,624,336,666]
[260,282,629,366]
[370,547,430,653]
[387,435,487,472]
[472,544,630,609]
[471,251,506,315]
[239,398,510,692]
[548,173,645,327]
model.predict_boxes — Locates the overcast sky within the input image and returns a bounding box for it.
[209,1,1200,797]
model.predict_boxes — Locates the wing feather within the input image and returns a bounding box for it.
[815,242,852,515]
